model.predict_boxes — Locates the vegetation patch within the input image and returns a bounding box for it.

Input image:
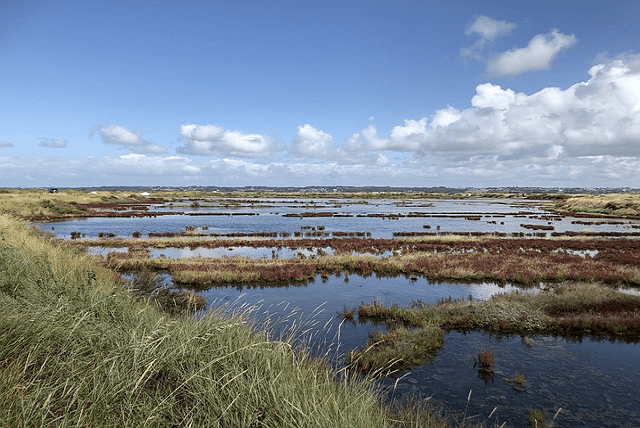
[348,324,444,376]
[81,235,640,287]
[505,372,527,391]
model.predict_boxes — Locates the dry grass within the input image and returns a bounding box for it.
[549,193,640,218]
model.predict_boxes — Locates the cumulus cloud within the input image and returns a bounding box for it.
[461,15,516,60]
[487,29,577,76]
[39,138,67,148]
[178,123,279,157]
[384,54,640,162]
[0,141,13,148]
[344,120,390,151]
[94,124,167,154]
[290,124,334,158]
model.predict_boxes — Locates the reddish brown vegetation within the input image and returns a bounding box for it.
[70,233,640,287]
[521,224,555,230]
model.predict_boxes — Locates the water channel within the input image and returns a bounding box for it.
[35,198,640,427]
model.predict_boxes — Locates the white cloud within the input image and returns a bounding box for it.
[461,15,516,60]
[344,120,390,151]
[487,29,577,76]
[0,141,14,148]
[39,138,67,148]
[466,15,517,42]
[178,123,280,157]
[389,118,429,150]
[94,124,168,154]
[385,54,640,162]
[290,124,334,158]
[104,154,201,175]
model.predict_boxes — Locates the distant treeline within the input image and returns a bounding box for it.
[19,185,639,194]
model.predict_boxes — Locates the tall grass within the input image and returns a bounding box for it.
[0,214,448,427]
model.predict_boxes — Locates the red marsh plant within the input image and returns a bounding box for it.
[475,349,496,383]
[475,349,495,371]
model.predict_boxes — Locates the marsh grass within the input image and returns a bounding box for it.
[504,372,527,392]
[348,323,444,376]
[1,214,450,427]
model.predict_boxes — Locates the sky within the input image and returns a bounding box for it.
[1,0,640,189]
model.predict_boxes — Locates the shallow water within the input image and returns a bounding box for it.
[196,274,530,354]
[35,198,640,239]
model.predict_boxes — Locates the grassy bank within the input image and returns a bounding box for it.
[547,193,640,218]
[0,214,450,427]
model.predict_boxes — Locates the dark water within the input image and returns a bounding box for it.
[386,332,640,427]
[35,198,640,427]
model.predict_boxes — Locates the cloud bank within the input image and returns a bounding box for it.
[351,54,640,164]
[177,124,280,157]
[2,54,639,188]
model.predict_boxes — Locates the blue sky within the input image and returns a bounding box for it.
[1,0,639,188]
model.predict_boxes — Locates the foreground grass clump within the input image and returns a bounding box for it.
[0,214,449,427]
[348,324,444,376]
